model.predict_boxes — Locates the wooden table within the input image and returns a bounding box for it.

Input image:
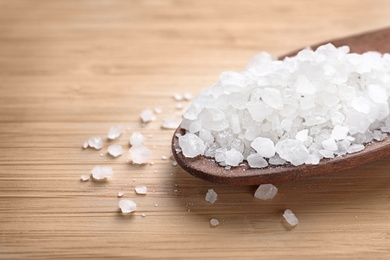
[1,0,390,259]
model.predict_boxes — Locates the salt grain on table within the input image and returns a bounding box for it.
[129,131,144,146]
[129,145,152,164]
[140,109,155,123]
[107,126,123,140]
[283,209,299,227]
[210,218,219,227]
[80,175,90,181]
[205,189,218,203]
[119,199,137,213]
[117,191,125,197]
[91,166,113,180]
[88,136,103,150]
[254,184,278,200]
[135,186,147,195]
[108,144,123,157]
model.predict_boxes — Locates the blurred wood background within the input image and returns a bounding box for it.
[1,0,390,259]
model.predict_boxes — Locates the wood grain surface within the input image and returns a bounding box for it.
[1,0,390,259]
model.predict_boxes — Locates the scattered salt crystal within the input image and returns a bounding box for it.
[140,109,155,123]
[88,136,103,150]
[117,191,124,197]
[107,126,123,140]
[154,107,163,114]
[254,184,278,200]
[205,189,218,203]
[161,155,168,160]
[91,166,113,180]
[176,103,183,109]
[108,144,123,157]
[82,142,89,149]
[210,218,219,227]
[129,145,152,164]
[80,175,90,181]
[183,92,193,100]
[173,93,183,101]
[247,153,268,168]
[141,213,146,217]
[283,209,299,227]
[161,118,181,129]
[135,186,147,195]
[119,199,136,213]
[171,161,178,167]
[100,153,104,157]
[129,131,144,146]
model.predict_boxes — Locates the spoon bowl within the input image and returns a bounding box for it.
[172,27,390,186]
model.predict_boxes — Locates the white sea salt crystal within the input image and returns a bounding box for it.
[331,125,349,141]
[140,109,155,123]
[183,92,193,100]
[254,184,278,200]
[173,93,183,101]
[269,154,286,165]
[82,142,89,149]
[88,136,103,150]
[247,153,268,168]
[108,144,123,157]
[347,144,365,154]
[119,199,136,213]
[275,139,309,166]
[154,107,163,114]
[321,138,338,151]
[117,191,124,197]
[161,155,168,160]
[178,133,206,158]
[129,145,152,164]
[295,129,309,142]
[80,175,90,181]
[135,186,147,195]
[107,126,123,140]
[210,218,219,227]
[161,118,181,129]
[251,137,276,158]
[224,148,243,166]
[205,189,218,203]
[130,132,144,146]
[91,166,113,180]
[283,209,299,227]
[176,103,183,109]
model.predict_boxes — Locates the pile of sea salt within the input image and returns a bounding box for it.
[178,44,390,167]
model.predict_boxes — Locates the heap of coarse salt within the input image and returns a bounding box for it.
[91,166,113,180]
[178,44,390,168]
[128,131,152,164]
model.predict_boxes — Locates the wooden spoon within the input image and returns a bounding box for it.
[172,27,390,186]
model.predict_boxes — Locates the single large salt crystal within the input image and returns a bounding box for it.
[91,166,113,180]
[80,175,90,181]
[178,133,206,158]
[205,189,217,203]
[321,138,337,151]
[224,148,243,166]
[247,153,268,168]
[130,132,144,146]
[210,218,219,227]
[88,136,103,150]
[295,129,309,142]
[119,199,137,213]
[108,144,123,157]
[275,139,309,166]
[107,126,123,140]
[254,184,278,200]
[251,137,276,158]
[283,209,299,227]
[129,145,151,164]
[331,125,349,140]
[135,186,147,195]
[140,109,155,123]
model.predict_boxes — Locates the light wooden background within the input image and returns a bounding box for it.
[1,0,390,259]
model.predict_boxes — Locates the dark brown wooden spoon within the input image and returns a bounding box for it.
[172,27,390,186]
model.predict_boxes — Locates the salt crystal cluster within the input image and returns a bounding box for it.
[119,199,137,213]
[254,184,278,200]
[91,166,113,180]
[178,44,390,167]
[205,189,218,203]
[283,209,299,227]
[129,132,152,164]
